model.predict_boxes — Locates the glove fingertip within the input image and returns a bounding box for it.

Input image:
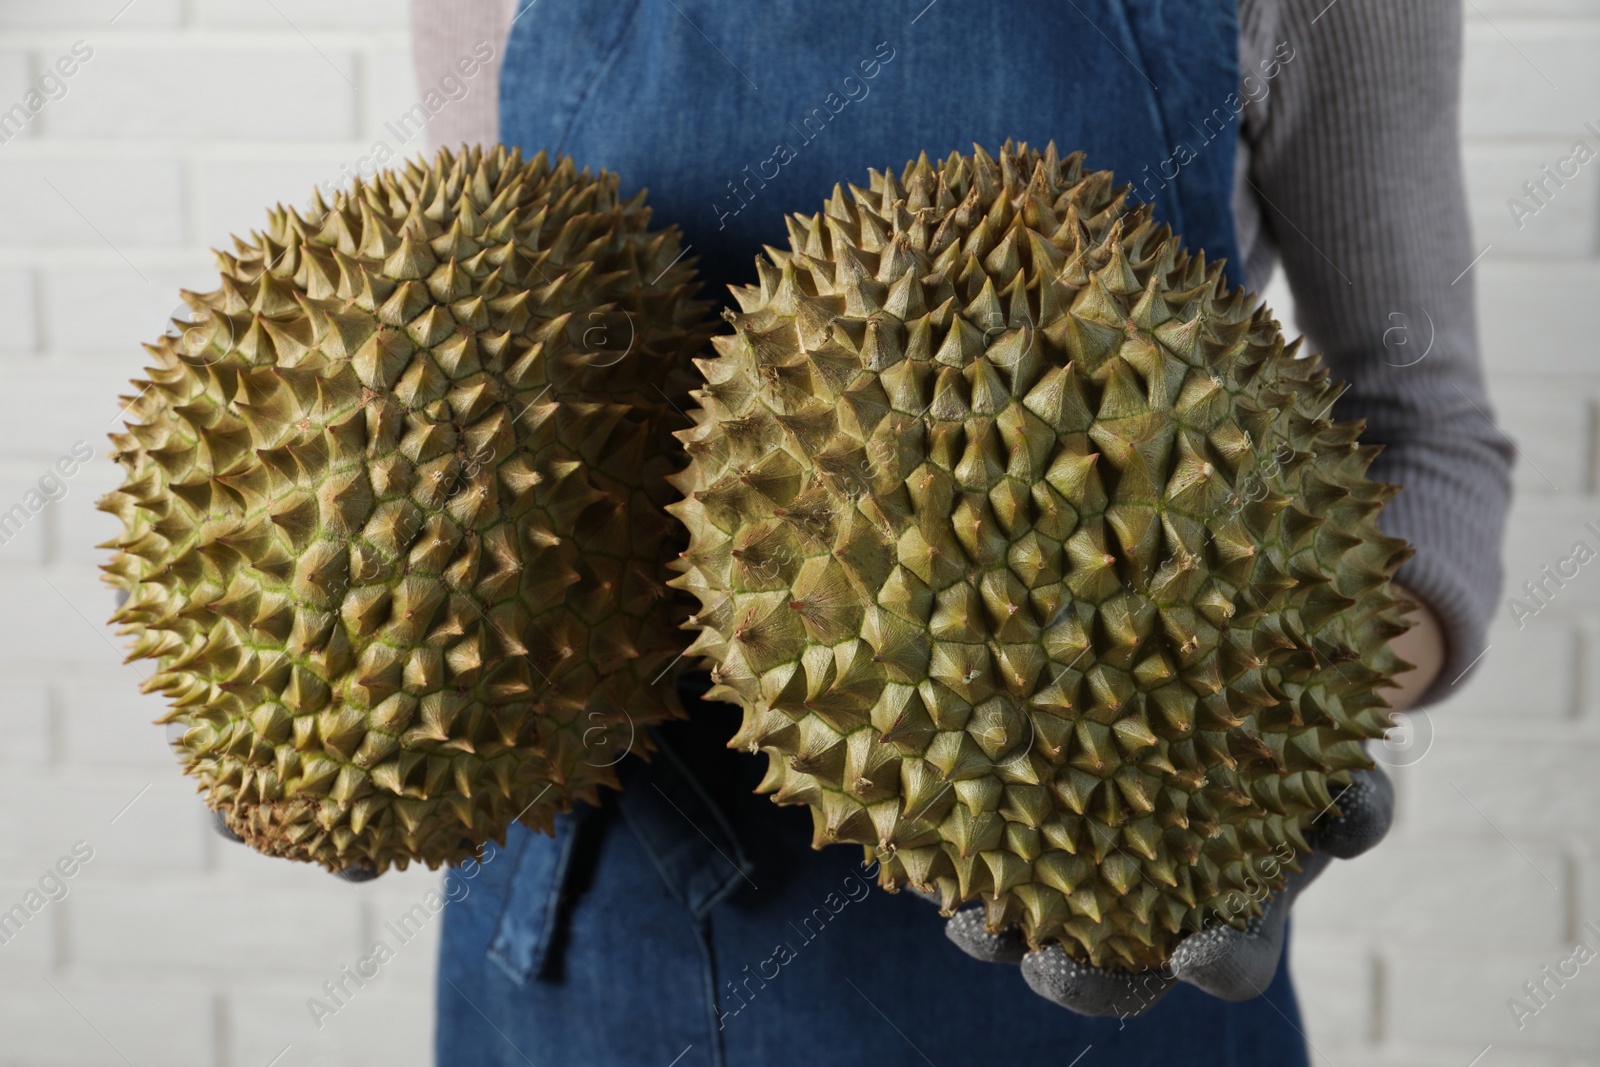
[1169,902,1288,1002]
[1171,945,1283,1002]
[1019,946,1172,1018]
[944,909,1027,964]
[209,808,245,844]
[1315,765,1395,859]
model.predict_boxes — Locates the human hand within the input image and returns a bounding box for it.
[943,764,1394,1018]
[1384,583,1445,712]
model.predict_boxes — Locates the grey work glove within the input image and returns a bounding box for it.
[944,764,1393,1019]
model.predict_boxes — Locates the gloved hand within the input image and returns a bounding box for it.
[942,764,1393,1019]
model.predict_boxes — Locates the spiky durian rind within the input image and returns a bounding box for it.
[667,142,1412,970]
[101,145,712,874]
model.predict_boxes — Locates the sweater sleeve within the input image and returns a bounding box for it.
[408,0,516,151]
[1238,0,1516,706]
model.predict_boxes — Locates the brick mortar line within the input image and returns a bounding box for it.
[1464,18,1600,34]
[0,141,408,153]
[0,30,409,47]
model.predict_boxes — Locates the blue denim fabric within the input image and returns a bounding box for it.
[437,2,1312,1063]
[495,0,1246,289]
[437,692,1312,1066]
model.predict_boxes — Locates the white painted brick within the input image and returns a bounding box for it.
[48,448,122,568]
[28,42,105,141]
[195,155,363,253]
[193,0,408,28]
[1477,262,1600,379]
[1289,935,1374,1045]
[0,158,185,249]
[1500,500,1600,612]
[0,451,106,566]
[0,475,51,562]
[0,978,212,1066]
[1487,384,1592,493]
[208,826,361,891]
[209,836,455,926]
[0,48,31,144]
[0,681,49,767]
[1465,140,1600,260]
[0,878,58,969]
[0,776,205,874]
[1579,837,1600,910]
[1409,733,1600,834]
[0,0,181,24]
[369,44,492,153]
[1462,23,1600,138]
[359,868,452,916]
[1482,1055,1587,1067]
[359,884,447,997]
[1475,2,1600,14]
[1447,619,1578,718]
[228,987,432,1067]
[48,46,359,140]
[367,45,424,145]
[1387,948,1600,1053]
[1295,841,1566,948]
[1415,1050,1573,1067]
[41,261,214,356]
[58,678,175,768]
[358,845,509,913]
[1325,1048,1574,1067]
[0,267,38,354]
[0,6,457,1062]
[0,567,133,669]
[72,883,365,974]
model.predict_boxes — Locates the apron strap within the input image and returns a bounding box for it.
[486,724,754,985]
[487,805,593,985]
[615,727,755,921]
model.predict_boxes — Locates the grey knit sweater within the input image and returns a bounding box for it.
[408,0,1515,706]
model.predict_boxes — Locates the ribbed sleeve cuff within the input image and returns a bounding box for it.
[1368,439,1513,707]
[1248,0,1517,704]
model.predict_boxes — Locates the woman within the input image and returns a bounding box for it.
[410,2,1512,1063]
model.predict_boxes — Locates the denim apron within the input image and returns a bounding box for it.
[439,3,1310,1064]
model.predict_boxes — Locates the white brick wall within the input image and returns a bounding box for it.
[1282,7,1600,1067]
[0,6,439,1067]
[0,3,1595,1066]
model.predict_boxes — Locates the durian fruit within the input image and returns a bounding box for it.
[667,142,1413,969]
[101,145,710,874]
